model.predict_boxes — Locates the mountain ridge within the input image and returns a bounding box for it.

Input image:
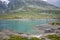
[0,0,60,14]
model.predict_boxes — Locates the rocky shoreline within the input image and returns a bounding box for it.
[0,29,56,39]
[0,23,60,40]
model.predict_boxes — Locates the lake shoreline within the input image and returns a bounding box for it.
[0,18,60,20]
[0,29,57,38]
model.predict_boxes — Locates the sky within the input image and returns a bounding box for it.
[43,0,60,7]
[47,0,60,7]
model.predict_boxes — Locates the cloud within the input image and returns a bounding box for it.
[42,0,47,1]
[47,0,60,7]
[0,0,10,4]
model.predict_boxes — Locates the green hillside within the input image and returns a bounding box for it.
[0,7,60,19]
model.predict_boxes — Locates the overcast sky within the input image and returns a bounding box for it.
[47,0,60,7]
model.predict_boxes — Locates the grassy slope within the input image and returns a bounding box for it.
[0,7,60,19]
[0,13,60,19]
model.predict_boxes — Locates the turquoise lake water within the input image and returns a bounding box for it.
[0,19,59,34]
